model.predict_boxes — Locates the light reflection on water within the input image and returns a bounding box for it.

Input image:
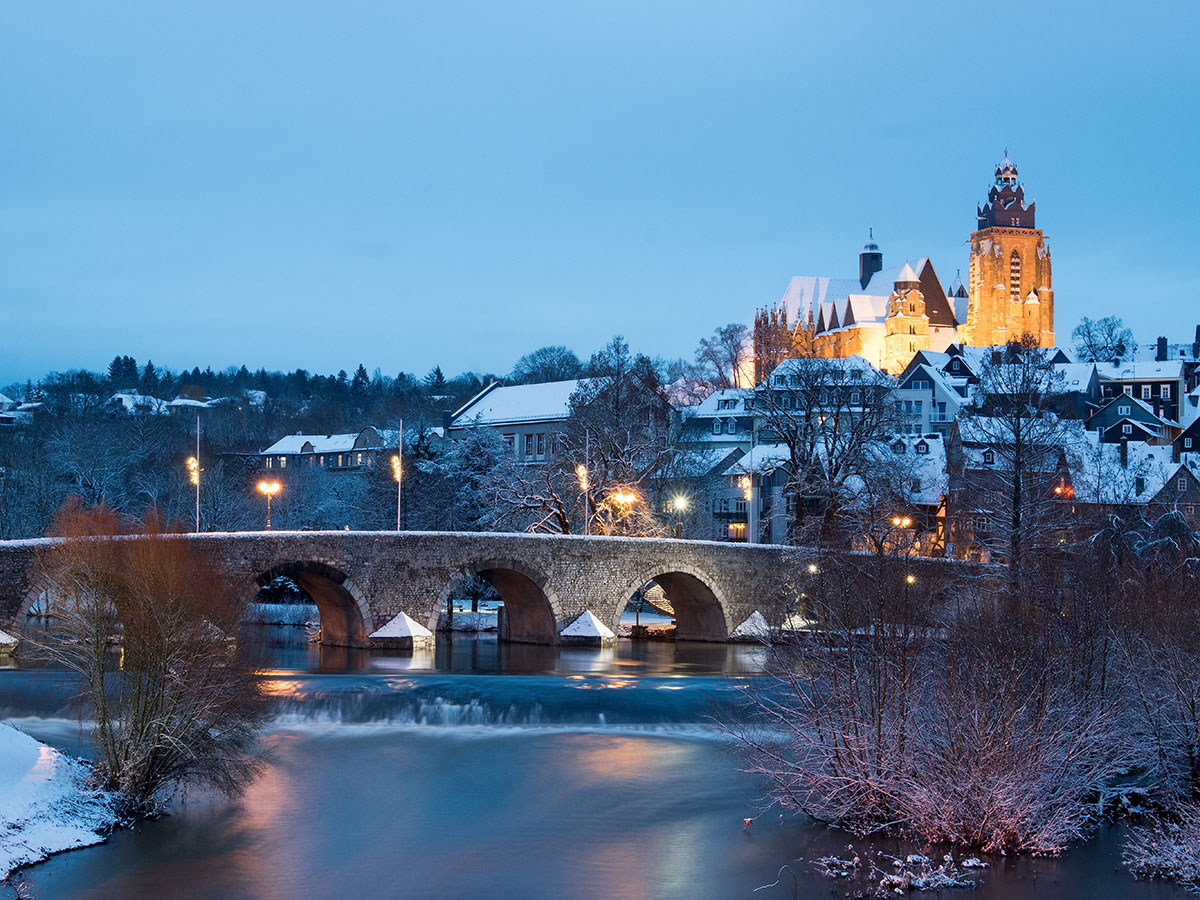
[5,625,1190,900]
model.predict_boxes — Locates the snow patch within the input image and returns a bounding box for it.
[0,723,117,878]
[370,611,433,639]
[0,630,17,653]
[559,610,615,639]
[732,610,770,639]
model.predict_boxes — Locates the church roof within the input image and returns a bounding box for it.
[895,262,919,283]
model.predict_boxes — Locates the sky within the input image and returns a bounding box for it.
[2,1,1198,387]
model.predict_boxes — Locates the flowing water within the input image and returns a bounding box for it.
[1,626,1188,899]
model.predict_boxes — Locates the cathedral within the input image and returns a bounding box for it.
[761,155,1055,376]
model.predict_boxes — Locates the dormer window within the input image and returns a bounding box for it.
[915,441,929,455]
[983,449,995,465]
[712,419,722,435]
[892,440,906,454]
[1118,405,1131,416]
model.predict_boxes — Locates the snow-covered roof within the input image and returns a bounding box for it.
[450,379,579,428]
[109,392,167,414]
[1051,363,1098,390]
[261,428,384,455]
[779,258,935,326]
[369,611,432,639]
[559,610,615,639]
[167,397,211,408]
[1094,360,1185,382]
[768,354,891,385]
[896,261,919,283]
[682,387,754,418]
[0,393,13,410]
[1063,431,1178,505]
[722,443,791,476]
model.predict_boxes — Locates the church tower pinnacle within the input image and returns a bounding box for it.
[963,154,1054,348]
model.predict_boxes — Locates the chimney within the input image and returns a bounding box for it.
[1156,336,1168,362]
[1120,438,1129,468]
[1173,441,1182,464]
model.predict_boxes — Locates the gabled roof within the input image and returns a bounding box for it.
[261,427,384,455]
[1088,393,1170,429]
[682,388,754,418]
[1063,431,1178,505]
[782,257,956,329]
[449,379,579,428]
[1095,360,1186,382]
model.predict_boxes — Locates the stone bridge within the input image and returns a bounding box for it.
[0,531,986,647]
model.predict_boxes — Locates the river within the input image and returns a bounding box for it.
[1,626,1188,899]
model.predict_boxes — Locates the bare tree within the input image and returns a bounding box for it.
[32,501,267,811]
[950,338,1072,602]
[694,323,750,389]
[754,357,901,545]
[508,345,583,384]
[1072,315,1135,363]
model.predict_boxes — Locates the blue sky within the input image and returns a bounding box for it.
[2,1,1197,386]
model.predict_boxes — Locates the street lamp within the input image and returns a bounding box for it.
[808,563,819,574]
[185,456,201,534]
[576,464,589,537]
[257,480,281,530]
[391,454,403,532]
[739,474,755,544]
[673,495,688,538]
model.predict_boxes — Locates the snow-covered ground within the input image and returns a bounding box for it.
[0,722,117,879]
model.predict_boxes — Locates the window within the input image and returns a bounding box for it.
[1136,477,1146,494]
[319,455,325,466]
[912,479,921,492]
[503,434,515,453]
[1162,384,1172,399]
[849,391,861,405]
[356,452,363,466]
[983,449,995,465]
[1009,251,1021,301]
[1123,385,1132,396]
[712,419,722,435]
[914,400,923,416]
[1142,385,1152,399]
[1186,438,1194,449]
[1118,405,1131,415]
[1180,478,1189,492]
[1122,424,1132,435]
[264,457,272,469]
[735,499,746,514]
[524,434,534,457]
[337,454,343,466]
[892,440,906,454]
[726,419,737,435]
[536,433,546,456]
[915,441,929,455]
[280,456,286,468]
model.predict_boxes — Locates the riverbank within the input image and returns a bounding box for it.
[0,722,117,880]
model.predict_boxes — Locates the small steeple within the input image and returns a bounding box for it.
[859,228,883,289]
[894,260,919,288]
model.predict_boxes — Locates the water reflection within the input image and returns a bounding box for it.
[233,624,769,678]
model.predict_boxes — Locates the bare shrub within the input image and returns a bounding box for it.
[1124,802,1200,890]
[32,499,267,810]
[730,551,1123,854]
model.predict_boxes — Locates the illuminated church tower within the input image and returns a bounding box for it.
[963,154,1054,347]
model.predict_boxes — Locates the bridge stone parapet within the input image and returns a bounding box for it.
[0,532,993,647]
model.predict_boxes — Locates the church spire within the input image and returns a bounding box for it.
[859,228,883,289]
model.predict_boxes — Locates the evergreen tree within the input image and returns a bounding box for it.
[140,361,160,395]
[424,365,446,393]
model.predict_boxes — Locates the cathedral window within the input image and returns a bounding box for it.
[1009,251,1021,301]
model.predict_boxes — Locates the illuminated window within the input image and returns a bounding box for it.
[280,457,286,468]
[356,453,363,465]
[265,458,272,469]
[1009,252,1021,301]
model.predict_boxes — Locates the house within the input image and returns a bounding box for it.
[893,361,968,437]
[1094,360,1186,424]
[676,388,755,455]
[1086,394,1174,444]
[260,427,396,471]
[445,379,578,463]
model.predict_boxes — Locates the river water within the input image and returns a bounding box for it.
[1,627,1188,899]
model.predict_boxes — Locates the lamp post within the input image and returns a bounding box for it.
[576,464,589,536]
[257,480,281,530]
[673,495,688,539]
[186,456,201,534]
[186,413,201,534]
[739,475,755,544]
[391,419,403,532]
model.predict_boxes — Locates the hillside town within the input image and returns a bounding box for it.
[3,157,1198,563]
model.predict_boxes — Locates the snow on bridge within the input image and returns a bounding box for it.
[0,531,988,647]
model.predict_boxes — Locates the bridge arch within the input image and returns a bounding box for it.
[612,564,731,642]
[433,558,561,645]
[254,561,370,648]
